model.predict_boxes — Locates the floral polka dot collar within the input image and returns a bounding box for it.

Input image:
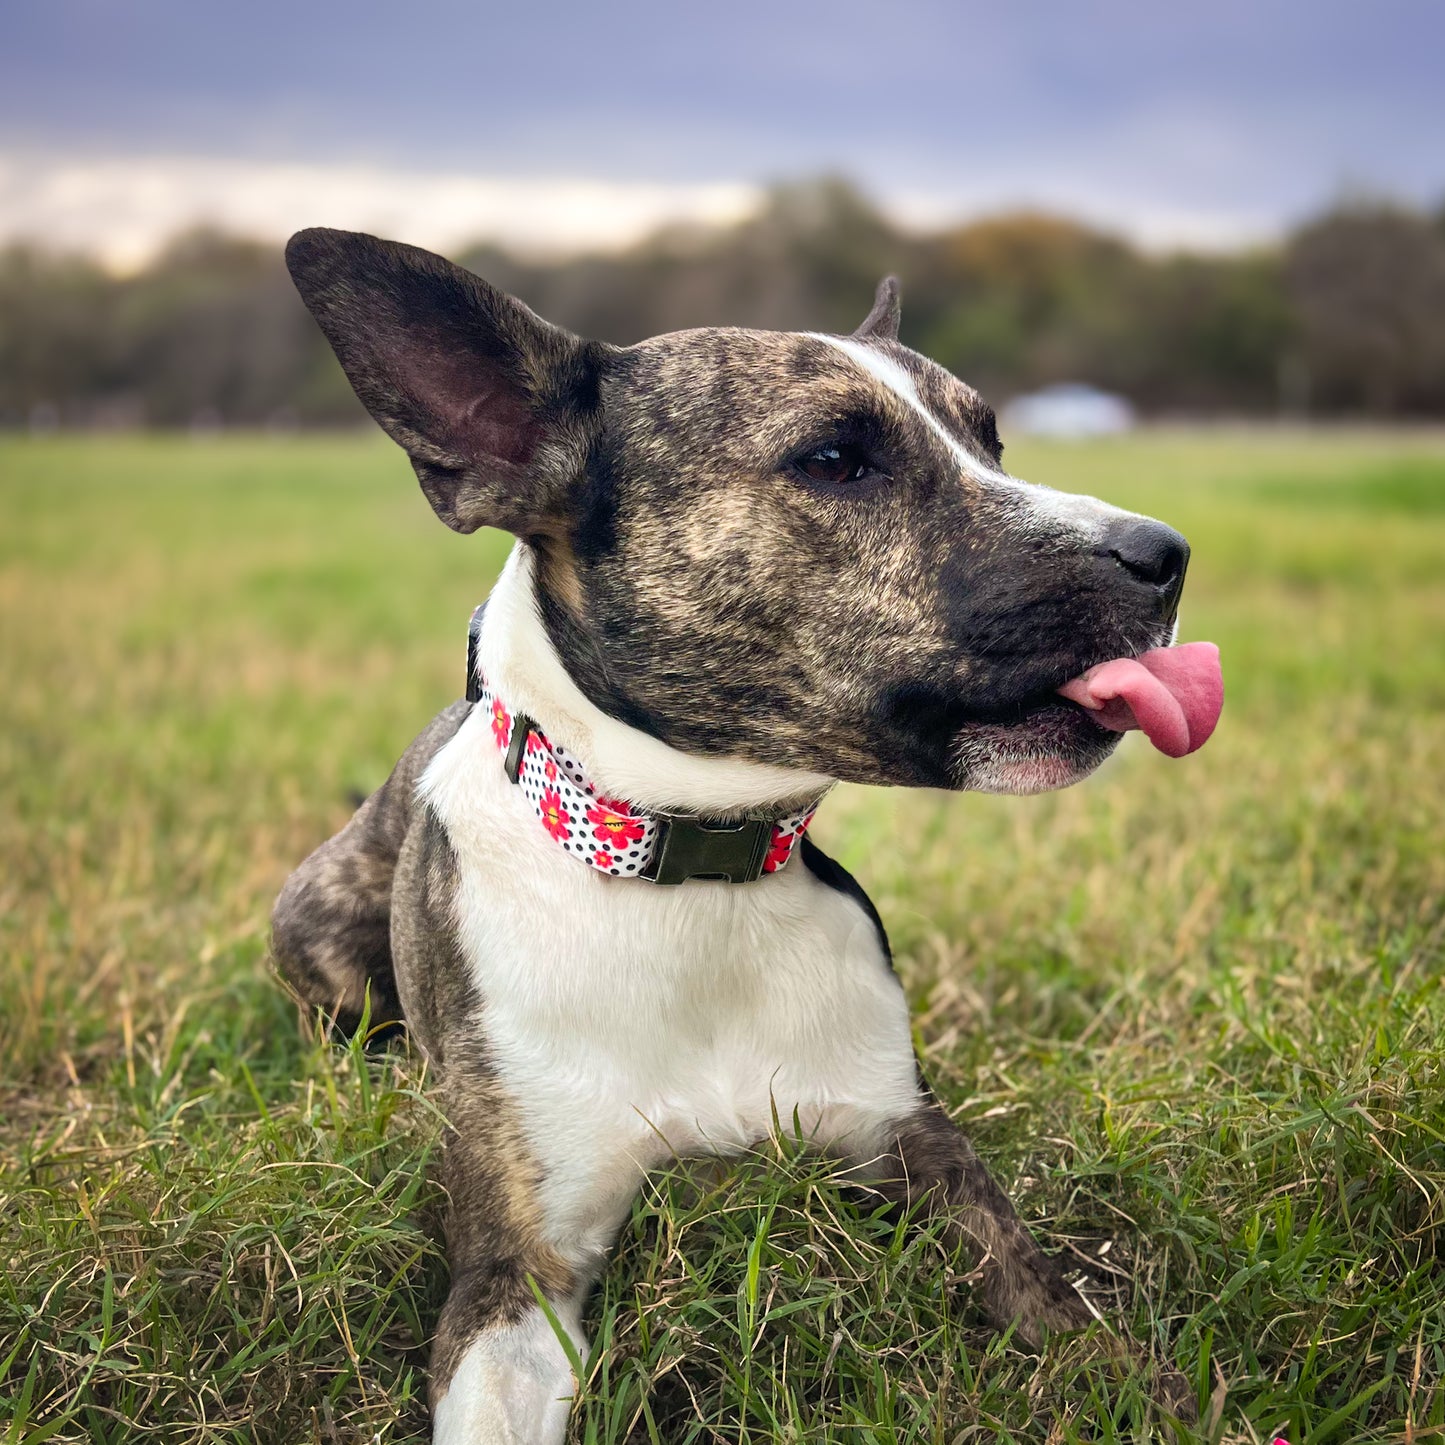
[467,611,821,884]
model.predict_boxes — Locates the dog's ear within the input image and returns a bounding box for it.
[286,227,607,536]
[854,276,901,341]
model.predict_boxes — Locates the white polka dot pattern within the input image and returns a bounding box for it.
[474,675,818,880]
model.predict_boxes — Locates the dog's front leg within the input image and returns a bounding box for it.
[858,1100,1196,1419]
[431,1295,580,1445]
[428,1101,586,1445]
[864,1101,1095,1343]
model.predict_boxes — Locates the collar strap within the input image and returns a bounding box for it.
[466,605,819,884]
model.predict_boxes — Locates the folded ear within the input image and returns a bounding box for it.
[286,227,607,535]
[854,275,901,341]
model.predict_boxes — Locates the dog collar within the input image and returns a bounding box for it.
[466,605,820,884]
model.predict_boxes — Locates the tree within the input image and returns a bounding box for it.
[1286,205,1445,415]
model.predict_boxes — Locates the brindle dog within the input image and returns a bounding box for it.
[273,228,1199,1440]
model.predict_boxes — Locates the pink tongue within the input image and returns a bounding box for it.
[1056,642,1222,758]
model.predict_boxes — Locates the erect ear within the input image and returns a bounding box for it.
[854,275,901,341]
[286,227,608,535]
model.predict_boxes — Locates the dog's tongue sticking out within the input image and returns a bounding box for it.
[1056,642,1223,758]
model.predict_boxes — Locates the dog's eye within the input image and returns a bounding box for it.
[793,443,879,485]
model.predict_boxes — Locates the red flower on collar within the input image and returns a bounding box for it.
[539,787,572,842]
[592,847,615,869]
[586,798,644,848]
[490,699,511,750]
[763,830,795,874]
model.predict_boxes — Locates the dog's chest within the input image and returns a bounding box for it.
[419,708,919,1254]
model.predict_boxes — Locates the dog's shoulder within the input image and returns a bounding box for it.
[270,699,475,1029]
[797,834,892,967]
[367,699,474,837]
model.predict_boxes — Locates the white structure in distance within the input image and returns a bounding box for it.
[1002,383,1136,439]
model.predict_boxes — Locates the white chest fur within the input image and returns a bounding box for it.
[418,576,920,1273]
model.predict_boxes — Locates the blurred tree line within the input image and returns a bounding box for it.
[4,178,1445,429]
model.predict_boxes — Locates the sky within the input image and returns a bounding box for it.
[2,0,1442,268]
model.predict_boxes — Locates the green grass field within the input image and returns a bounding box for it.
[2,430,1443,1444]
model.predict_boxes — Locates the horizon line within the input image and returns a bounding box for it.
[0,146,1383,275]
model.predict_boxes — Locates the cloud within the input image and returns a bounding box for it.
[4,0,1441,268]
[0,151,765,271]
[1,143,1303,272]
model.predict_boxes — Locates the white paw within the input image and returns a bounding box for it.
[432,1305,582,1445]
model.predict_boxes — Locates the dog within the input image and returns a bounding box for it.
[271,227,1222,1441]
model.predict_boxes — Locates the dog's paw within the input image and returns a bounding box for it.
[1150,1362,1198,1423]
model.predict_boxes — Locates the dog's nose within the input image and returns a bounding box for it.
[1101,517,1189,615]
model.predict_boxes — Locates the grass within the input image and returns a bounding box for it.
[1,428,1442,1444]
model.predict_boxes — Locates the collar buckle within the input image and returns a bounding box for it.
[468,600,810,886]
[503,713,535,784]
[640,815,772,885]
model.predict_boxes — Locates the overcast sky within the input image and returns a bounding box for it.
[3,0,1442,266]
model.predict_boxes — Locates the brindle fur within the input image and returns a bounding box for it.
[538,325,1080,786]
[271,700,471,1030]
[275,720,579,1398]
[862,1103,1194,1414]
[856,275,903,341]
[286,229,1175,795]
[273,228,1197,1423]
[870,1102,1098,1343]
[391,807,577,1393]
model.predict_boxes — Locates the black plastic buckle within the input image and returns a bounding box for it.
[503,714,535,784]
[640,815,772,885]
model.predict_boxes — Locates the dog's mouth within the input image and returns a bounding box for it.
[876,640,1223,791]
[1054,641,1222,757]
[959,641,1223,758]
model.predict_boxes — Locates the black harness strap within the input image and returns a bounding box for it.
[464,602,486,704]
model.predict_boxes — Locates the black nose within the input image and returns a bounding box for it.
[1102,518,1189,615]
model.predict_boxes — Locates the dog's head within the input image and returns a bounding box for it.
[288,228,1198,794]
